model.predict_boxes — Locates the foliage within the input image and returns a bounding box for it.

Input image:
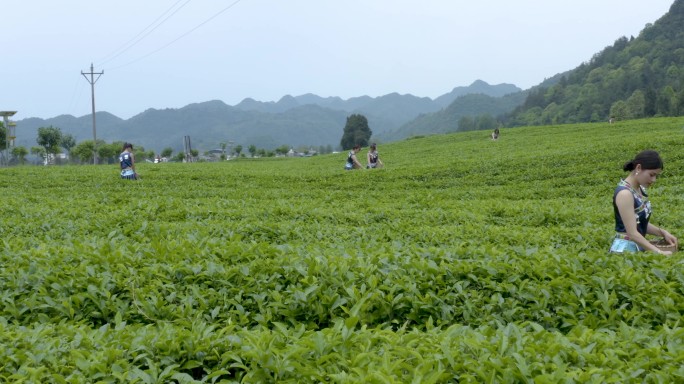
[161,147,174,158]
[72,140,97,164]
[36,126,63,156]
[388,92,526,140]
[99,142,123,164]
[340,114,372,150]
[0,122,6,149]
[29,145,46,160]
[506,0,684,126]
[0,117,683,381]
[133,148,149,162]
[69,140,141,165]
[458,113,499,131]
[10,146,28,164]
[61,133,76,154]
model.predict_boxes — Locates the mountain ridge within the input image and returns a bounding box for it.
[12,80,521,152]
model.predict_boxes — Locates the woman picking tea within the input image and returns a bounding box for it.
[610,150,677,254]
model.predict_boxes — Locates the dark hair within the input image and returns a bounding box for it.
[123,142,133,150]
[623,150,663,172]
[353,144,361,150]
[370,143,377,149]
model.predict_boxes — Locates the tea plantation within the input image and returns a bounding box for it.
[1,118,683,382]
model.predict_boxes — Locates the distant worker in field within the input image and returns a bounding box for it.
[491,128,500,140]
[366,143,383,169]
[119,142,138,180]
[610,150,677,254]
[344,144,363,170]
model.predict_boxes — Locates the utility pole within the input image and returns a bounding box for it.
[81,63,103,164]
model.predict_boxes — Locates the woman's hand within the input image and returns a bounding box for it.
[660,229,678,247]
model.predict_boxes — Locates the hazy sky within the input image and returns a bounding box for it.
[1,0,675,120]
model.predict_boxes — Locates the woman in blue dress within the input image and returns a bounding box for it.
[610,150,677,254]
[119,142,138,180]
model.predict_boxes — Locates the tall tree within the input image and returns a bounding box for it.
[36,126,63,157]
[626,90,646,119]
[610,100,628,120]
[340,114,372,150]
[657,86,677,115]
[644,87,657,117]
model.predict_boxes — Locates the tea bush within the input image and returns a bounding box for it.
[1,118,683,382]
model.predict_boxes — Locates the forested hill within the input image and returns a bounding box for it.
[379,92,527,141]
[504,0,684,126]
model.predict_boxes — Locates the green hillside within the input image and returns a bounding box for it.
[506,0,684,125]
[402,0,684,133]
[383,92,527,141]
[1,117,684,381]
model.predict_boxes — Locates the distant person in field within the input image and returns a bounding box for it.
[491,128,500,140]
[366,143,383,169]
[344,144,363,170]
[610,150,677,254]
[119,142,138,180]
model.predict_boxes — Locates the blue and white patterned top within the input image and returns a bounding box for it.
[613,179,651,236]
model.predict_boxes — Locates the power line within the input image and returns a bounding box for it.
[65,76,87,117]
[96,0,193,67]
[106,0,244,71]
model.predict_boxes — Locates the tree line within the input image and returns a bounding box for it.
[0,124,339,166]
